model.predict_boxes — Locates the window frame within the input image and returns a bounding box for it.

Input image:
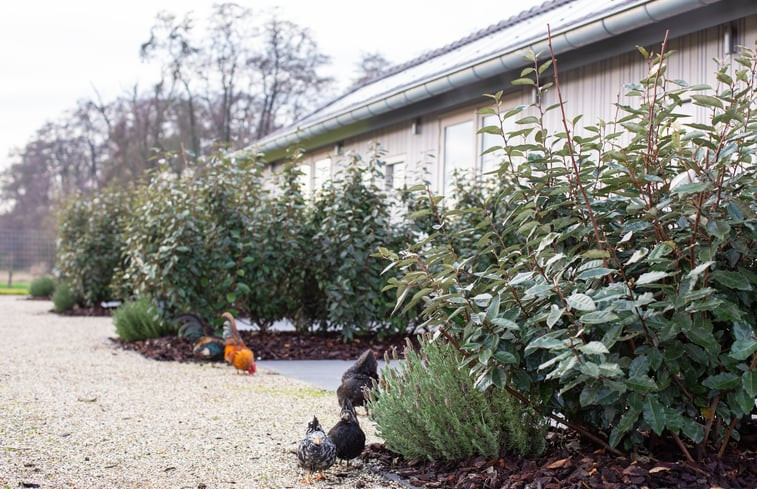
[384,154,407,191]
[440,113,476,196]
[313,157,332,193]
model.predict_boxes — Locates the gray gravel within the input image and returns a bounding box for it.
[0,296,403,489]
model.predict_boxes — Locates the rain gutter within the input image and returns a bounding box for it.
[252,0,738,161]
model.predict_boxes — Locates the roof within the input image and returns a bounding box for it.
[253,0,750,160]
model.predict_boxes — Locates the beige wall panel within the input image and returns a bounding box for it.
[285,15,757,193]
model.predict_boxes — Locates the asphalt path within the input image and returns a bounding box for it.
[256,359,393,392]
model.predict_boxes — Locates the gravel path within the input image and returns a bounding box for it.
[0,296,403,489]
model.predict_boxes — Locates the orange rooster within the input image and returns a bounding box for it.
[221,312,256,375]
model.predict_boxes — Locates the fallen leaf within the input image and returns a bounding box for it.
[546,458,571,469]
[649,466,670,474]
[622,464,647,477]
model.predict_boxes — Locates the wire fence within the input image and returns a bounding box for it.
[0,228,56,285]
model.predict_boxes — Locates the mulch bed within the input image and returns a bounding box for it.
[68,305,757,488]
[61,304,417,362]
[362,432,757,489]
[112,329,418,362]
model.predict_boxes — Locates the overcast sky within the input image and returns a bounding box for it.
[0,1,543,172]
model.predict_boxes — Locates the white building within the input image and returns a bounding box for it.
[253,0,757,195]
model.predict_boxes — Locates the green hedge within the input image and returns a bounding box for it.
[102,148,411,339]
[56,186,129,307]
[382,46,757,459]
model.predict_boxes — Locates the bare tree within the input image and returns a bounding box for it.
[249,17,333,140]
[142,4,333,146]
[352,51,392,87]
[1,3,336,226]
[140,11,202,159]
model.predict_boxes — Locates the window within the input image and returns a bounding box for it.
[481,113,523,177]
[481,114,506,176]
[297,163,312,197]
[313,158,331,192]
[443,119,474,196]
[385,157,406,191]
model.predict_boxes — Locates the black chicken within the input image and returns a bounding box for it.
[297,416,336,483]
[336,349,378,413]
[327,398,365,465]
[175,313,225,360]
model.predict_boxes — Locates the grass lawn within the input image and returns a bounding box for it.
[0,281,30,295]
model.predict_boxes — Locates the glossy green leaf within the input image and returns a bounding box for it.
[579,310,619,324]
[473,293,492,307]
[711,270,752,291]
[577,267,615,280]
[598,363,623,378]
[665,408,684,434]
[692,94,723,108]
[490,317,520,330]
[702,372,740,391]
[626,375,657,392]
[525,283,553,296]
[579,341,609,355]
[546,305,564,328]
[579,362,601,378]
[706,220,731,240]
[729,337,757,361]
[493,351,518,365]
[643,397,666,435]
[609,407,641,447]
[625,248,648,265]
[567,293,596,311]
[485,294,500,320]
[743,371,757,397]
[511,77,536,86]
[672,182,708,195]
[730,389,755,416]
[582,249,610,259]
[687,261,714,278]
[681,418,704,444]
[636,271,670,286]
[509,271,534,286]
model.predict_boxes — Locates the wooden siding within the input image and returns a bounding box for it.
[292,15,757,194]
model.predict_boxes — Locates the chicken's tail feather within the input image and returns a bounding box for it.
[221,312,245,346]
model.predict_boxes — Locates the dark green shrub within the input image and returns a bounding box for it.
[114,152,267,325]
[113,297,175,341]
[307,147,409,340]
[244,155,311,331]
[384,43,757,460]
[113,146,411,338]
[52,282,76,313]
[56,186,130,306]
[29,276,55,298]
[368,334,546,461]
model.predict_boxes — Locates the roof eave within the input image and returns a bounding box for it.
[254,0,749,162]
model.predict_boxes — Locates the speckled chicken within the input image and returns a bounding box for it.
[297,416,336,483]
[327,398,365,464]
[336,349,378,413]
